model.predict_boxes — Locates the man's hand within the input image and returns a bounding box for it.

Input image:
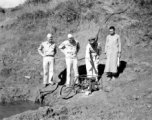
[104,52,107,59]
[41,54,45,57]
[105,52,107,56]
[118,52,121,57]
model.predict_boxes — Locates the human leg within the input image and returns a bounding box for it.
[48,57,55,84]
[73,58,79,84]
[110,51,118,73]
[66,58,72,86]
[104,50,111,73]
[85,59,93,78]
[43,57,49,86]
[94,59,99,81]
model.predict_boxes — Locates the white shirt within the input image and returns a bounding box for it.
[105,34,121,53]
[38,41,56,57]
[85,42,102,60]
[59,40,80,58]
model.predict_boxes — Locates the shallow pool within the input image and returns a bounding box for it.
[0,101,41,120]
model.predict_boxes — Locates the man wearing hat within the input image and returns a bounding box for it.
[85,35,101,95]
[38,33,57,87]
[59,34,80,86]
[85,37,102,81]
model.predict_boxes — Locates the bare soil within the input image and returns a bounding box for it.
[1,0,152,119]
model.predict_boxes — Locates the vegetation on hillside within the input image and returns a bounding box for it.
[0,0,152,103]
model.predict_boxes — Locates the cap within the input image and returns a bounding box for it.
[47,33,52,38]
[88,37,95,41]
[67,34,73,39]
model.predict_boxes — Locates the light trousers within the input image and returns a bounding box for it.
[104,49,118,73]
[43,57,54,84]
[86,56,99,78]
[65,58,79,85]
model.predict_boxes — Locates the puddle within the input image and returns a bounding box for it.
[0,100,41,120]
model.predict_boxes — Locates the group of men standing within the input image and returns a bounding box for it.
[38,26,121,90]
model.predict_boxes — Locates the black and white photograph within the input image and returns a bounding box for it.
[0,0,152,119]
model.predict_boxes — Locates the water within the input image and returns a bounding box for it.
[0,101,41,120]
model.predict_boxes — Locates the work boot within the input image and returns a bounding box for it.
[48,81,55,86]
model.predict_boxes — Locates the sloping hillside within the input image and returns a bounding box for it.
[1,0,152,119]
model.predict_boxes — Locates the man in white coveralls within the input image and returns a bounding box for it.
[59,34,80,87]
[85,37,102,81]
[104,26,121,81]
[38,33,57,87]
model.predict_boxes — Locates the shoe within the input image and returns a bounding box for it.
[112,77,116,81]
[48,82,55,86]
[85,91,91,96]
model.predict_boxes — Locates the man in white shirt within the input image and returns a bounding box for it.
[38,33,56,87]
[104,26,121,81]
[59,34,80,86]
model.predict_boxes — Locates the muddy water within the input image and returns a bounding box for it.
[0,101,41,120]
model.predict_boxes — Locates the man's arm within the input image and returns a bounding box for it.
[59,41,66,53]
[95,28,101,42]
[118,35,121,53]
[118,35,121,57]
[77,42,80,53]
[54,44,57,55]
[38,44,44,57]
[85,44,91,61]
[98,43,102,56]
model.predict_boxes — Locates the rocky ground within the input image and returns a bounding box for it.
[0,0,152,119]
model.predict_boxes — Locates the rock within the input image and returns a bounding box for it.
[104,86,113,92]
[24,76,31,79]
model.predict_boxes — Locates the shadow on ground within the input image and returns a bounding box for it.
[57,61,127,99]
[58,63,107,85]
[58,61,127,85]
[58,69,66,85]
[117,61,127,77]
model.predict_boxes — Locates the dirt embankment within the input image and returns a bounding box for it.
[1,0,152,119]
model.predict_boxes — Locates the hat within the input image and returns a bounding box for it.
[67,34,73,39]
[88,37,95,41]
[47,33,52,38]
